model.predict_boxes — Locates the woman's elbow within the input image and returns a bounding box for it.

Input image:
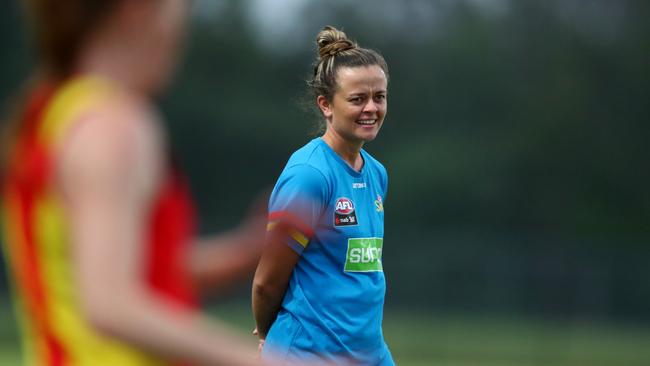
[79,288,134,339]
[252,278,285,301]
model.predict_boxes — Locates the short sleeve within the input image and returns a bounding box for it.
[267,164,328,254]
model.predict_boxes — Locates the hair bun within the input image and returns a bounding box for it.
[316,26,357,59]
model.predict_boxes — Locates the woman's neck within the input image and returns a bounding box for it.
[76,21,157,95]
[321,131,364,172]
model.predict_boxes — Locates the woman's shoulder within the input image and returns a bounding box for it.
[54,75,166,198]
[40,75,160,147]
[276,139,334,194]
[285,138,332,174]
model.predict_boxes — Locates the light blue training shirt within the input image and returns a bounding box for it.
[262,138,394,365]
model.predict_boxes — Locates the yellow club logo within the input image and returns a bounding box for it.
[374,194,384,212]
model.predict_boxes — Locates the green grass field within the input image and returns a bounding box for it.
[1,300,649,365]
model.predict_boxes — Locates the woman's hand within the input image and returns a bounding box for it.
[252,327,265,356]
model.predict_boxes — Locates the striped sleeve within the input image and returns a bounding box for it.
[267,164,327,254]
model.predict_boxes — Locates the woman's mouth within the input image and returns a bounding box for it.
[356,119,377,126]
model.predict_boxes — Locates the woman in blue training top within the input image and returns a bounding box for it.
[252,26,393,365]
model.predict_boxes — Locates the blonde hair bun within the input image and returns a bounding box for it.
[316,26,357,59]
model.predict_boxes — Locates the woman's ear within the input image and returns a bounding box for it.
[316,95,333,119]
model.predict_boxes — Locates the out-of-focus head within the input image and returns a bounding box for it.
[23,0,190,92]
[309,26,389,144]
[23,0,116,77]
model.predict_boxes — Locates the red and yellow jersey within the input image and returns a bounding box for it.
[1,76,197,365]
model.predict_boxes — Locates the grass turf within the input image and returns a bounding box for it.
[0,300,649,365]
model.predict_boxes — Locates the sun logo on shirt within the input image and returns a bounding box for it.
[374,194,384,212]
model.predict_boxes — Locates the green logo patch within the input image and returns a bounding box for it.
[344,238,383,272]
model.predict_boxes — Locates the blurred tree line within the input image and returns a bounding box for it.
[1,0,648,322]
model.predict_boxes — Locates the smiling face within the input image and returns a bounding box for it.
[318,65,388,149]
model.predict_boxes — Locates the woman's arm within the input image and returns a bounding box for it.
[251,222,299,340]
[187,193,268,293]
[252,166,325,342]
[59,95,261,365]
[188,228,264,294]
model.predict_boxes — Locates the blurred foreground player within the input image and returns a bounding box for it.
[252,26,394,365]
[1,0,269,365]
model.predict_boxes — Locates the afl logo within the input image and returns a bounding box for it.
[334,197,358,226]
[335,198,355,214]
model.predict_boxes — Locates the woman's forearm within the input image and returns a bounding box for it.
[189,234,261,292]
[251,279,287,339]
[83,286,260,365]
[251,223,299,339]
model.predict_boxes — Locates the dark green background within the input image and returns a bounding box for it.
[1,1,649,364]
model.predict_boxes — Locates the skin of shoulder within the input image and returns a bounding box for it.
[56,91,166,205]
